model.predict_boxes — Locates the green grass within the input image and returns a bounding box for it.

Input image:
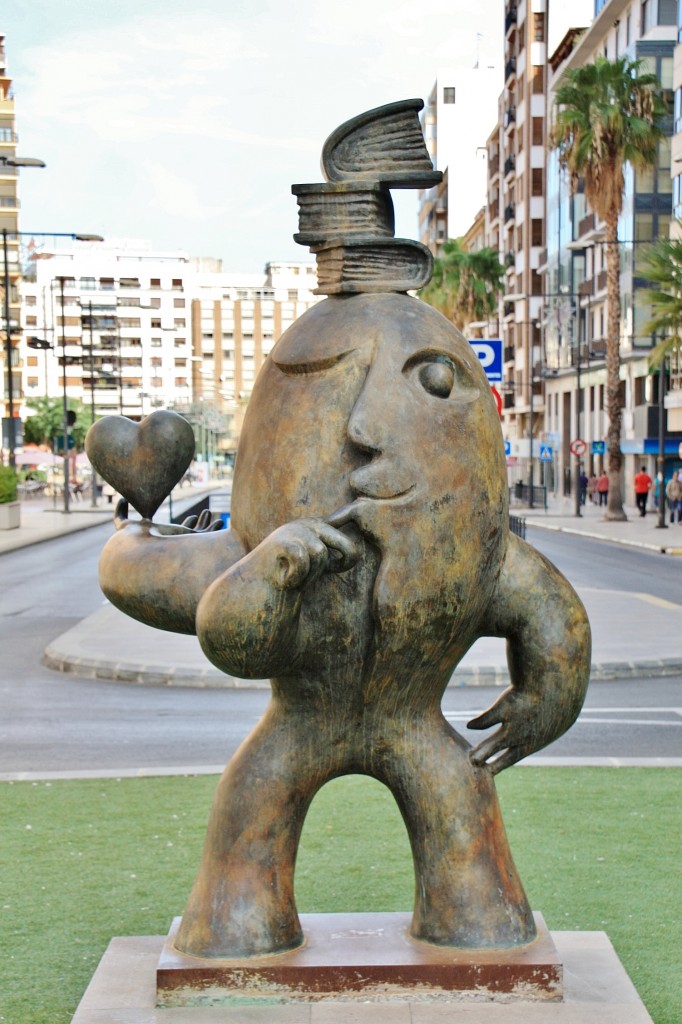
[1,769,679,1023]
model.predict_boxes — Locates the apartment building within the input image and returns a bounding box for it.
[18,241,319,453]
[419,66,501,255]
[667,0,682,429]
[189,261,319,447]
[542,0,680,494]
[0,32,21,452]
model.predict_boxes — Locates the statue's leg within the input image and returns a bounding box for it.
[174,702,327,958]
[375,715,536,948]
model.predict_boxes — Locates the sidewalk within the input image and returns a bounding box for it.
[5,485,682,686]
[519,491,682,555]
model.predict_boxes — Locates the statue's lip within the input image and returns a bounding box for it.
[350,484,416,503]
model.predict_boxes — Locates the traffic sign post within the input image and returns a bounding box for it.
[569,439,587,518]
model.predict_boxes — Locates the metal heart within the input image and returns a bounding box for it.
[85,410,196,520]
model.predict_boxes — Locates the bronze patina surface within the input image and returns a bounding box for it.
[86,99,591,969]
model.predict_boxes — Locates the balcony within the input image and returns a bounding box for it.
[488,199,499,221]
[505,250,515,268]
[488,154,499,177]
[503,302,515,318]
[505,5,517,33]
[597,270,607,292]
[504,345,515,362]
[504,155,516,178]
[578,277,594,297]
[577,212,595,238]
[505,57,517,82]
[504,203,515,224]
[504,107,516,129]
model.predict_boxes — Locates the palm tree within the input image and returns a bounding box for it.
[552,55,667,520]
[419,238,504,336]
[640,230,682,369]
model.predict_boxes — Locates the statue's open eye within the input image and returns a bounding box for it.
[403,351,478,403]
[418,359,455,398]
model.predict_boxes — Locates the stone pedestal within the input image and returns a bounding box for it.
[71,921,655,1023]
[157,913,562,1006]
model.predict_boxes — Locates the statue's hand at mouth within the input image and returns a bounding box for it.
[257,518,360,590]
[195,515,361,678]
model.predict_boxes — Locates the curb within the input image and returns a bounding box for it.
[42,644,682,689]
[525,516,682,555]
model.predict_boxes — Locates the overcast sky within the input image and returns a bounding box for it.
[3,0,503,273]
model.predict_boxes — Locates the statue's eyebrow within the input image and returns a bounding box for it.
[273,348,356,375]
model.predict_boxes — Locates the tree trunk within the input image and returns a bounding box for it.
[604,208,627,520]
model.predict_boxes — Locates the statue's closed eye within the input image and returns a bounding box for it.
[273,349,354,376]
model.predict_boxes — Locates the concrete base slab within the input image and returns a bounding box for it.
[157,913,562,1004]
[71,927,654,1023]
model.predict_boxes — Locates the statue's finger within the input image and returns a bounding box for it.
[325,501,362,529]
[207,519,224,531]
[316,522,360,572]
[467,707,502,731]
[197,509,212,530]
[488,747,522,775]
[182,515,198,529]
[469,730,507,766]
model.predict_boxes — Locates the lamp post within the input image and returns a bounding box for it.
[656,354,668,531]
[82,301,98,507]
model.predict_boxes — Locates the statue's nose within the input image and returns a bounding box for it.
[347,381,383,457]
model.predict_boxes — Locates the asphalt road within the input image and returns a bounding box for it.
[0,524,680,775]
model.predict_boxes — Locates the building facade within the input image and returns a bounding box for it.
[542,0,681,496]
[0,32,21,452]
[18,242,319,455]
[419,66,501,255]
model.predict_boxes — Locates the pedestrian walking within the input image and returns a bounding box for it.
[579,471,588,506]
[597,472,609,507]
[666,474,682,524]
[634,466,653,517]
[587,475,597,504]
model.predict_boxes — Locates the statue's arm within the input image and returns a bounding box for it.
[99,504,248,635]
[468,533,591,773]
[196,517,360,679]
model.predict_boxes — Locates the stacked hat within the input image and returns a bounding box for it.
[292,99,442,295]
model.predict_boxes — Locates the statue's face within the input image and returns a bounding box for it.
[233,292,507,561]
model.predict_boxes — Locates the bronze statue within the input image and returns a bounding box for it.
[86,99,590,963]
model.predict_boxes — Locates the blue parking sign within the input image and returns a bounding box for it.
[469,340,503,383]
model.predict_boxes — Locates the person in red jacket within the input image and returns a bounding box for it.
[634,466,653,517]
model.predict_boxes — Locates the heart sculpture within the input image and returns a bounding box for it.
[85,410,196,520]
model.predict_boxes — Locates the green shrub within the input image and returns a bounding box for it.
[0,464,19,503]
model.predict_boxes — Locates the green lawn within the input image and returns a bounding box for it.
[1,768,679,1023]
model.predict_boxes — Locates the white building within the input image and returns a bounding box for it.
[419,66,501,253]
[18,240,319,452]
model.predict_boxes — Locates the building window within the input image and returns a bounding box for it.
[150,278,161,288]
[100,278,115,290]
[173,298,185,308]
[171,279,183,290]
[151,319,161,329]
[151,339,163,349]
[174,318,186,327]
[534,13,544,41]
[443,87,456,103]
